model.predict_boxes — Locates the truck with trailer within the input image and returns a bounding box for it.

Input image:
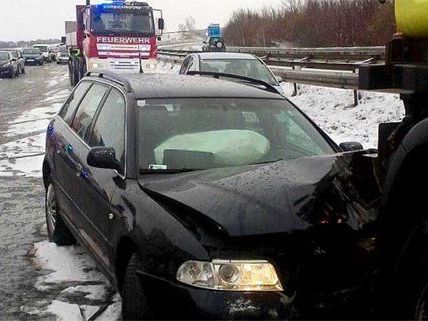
[67,0,164,86]
[351,0,428,318]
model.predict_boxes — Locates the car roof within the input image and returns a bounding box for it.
[194,52,257,60]
[98,73,283,99]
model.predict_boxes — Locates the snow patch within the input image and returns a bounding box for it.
[46,300,83,321]
[33,241,107,289]
[283,83,405,149]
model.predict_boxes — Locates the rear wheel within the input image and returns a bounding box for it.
[45,182,76,246]
[122,253,153,320]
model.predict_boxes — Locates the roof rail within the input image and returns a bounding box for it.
[85,70,133,93]
[186,71,280,94]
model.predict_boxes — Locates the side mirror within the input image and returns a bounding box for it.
[276,76,283,83]
[339,142,364,152]
[158,18,165,30]
[87,147,122,172]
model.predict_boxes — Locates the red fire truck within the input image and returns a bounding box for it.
[67,0,164,86]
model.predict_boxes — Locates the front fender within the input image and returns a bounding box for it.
[111,180,211,283]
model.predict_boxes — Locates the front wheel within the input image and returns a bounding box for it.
[45,182,76,246]
[122,253,153,320]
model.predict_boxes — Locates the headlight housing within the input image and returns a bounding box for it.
[177,260,283,292]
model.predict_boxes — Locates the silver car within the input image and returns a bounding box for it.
[179,52,284,94]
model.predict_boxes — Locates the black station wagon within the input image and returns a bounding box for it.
[43,72,381,320]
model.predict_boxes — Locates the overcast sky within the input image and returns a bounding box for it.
[0,0,284,41]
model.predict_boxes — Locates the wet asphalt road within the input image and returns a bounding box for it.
[0,63,69,320]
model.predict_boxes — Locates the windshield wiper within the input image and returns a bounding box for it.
[139,168,201,175]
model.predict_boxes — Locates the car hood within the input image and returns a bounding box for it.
[139,152,381,237]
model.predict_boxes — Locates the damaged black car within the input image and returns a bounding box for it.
[43,72,381,320]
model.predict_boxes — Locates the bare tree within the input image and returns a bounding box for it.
[223,0,395,47]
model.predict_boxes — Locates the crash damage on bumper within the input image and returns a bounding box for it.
[134,150,383,319]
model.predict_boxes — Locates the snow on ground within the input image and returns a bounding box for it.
[0,89,69,177]
[282,83,405,149]
[28,240,122,321]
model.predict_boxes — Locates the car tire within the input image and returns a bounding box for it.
[9,70,14,78]
[21,66,25,74]
[45,182,76,246]
[122,253,153,320]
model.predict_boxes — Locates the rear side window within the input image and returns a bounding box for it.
[71,83,109,142]
[90,88,126,173]
[60,82,92,125]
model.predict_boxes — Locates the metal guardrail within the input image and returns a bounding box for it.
[158,45,388,105]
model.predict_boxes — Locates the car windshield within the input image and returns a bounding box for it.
[58,47,68,53]
[33,46,48,53]
[200,59,278,86]
[92,11,154,36]
[23,49,40,54]
[138,98,334,173]
[0,52,9,60]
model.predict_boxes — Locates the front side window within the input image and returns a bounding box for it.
[59,82,92,125]
[138,98,334,172]
[200,59,278,85]
[71,83,109,142]
[90,88,126,173]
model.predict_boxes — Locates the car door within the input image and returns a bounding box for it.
[54,82,109,239]
[53,81,93,223]
[76,86,127,269]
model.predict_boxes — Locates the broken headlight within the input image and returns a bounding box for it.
[176,260,283,291]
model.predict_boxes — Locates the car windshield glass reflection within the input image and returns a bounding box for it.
[200,59,278,85]
[92,12,154,35]
[0,52,9,60]
[34,46,48,53]
[22,49,41,54]
[138,98,334,172]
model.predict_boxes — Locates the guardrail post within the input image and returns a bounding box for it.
[353,67,359,106]
[292,65,298,96]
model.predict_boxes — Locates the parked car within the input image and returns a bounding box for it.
[0,51,19,78]
[56,46,69,64]
[43,71,382,320]
[22,48,44,66]
[33,44,52,62]
[8,50,25,74]
[202,36,226,52]
[179,52,285,94]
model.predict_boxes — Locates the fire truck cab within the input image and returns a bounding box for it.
[69,0,164,86]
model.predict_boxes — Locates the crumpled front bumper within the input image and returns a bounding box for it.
[137,271,293,320]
